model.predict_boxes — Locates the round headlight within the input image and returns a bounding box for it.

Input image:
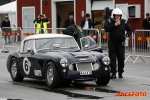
[60,58,68,67]
[102,56,110,65]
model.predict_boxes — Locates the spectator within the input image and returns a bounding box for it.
[142,13,150,49]
[33,14,51,34]
[1,16,11,44]
[81,13,93,35]
[63,12,75,28]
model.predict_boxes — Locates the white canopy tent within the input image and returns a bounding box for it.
[0,1,17,27]
[0,1,16,13]
[0,1,17,42]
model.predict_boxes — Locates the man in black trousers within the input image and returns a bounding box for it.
[104,8,132,79]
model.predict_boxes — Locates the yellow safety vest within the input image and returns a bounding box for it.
[34,18,50,34]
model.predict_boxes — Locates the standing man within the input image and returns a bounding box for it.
[104,8,132,79]
[81,13,93,35]
[63,12,75,28]
[1,16,11,44]
[33,14,51,34]
[142,13,150,49]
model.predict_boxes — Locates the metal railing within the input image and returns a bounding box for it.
[100,29,150,63]
[0,27,21,53]
[132,29,150,63]
[1,27,149,64]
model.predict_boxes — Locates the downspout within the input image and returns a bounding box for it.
[40,0,42,14]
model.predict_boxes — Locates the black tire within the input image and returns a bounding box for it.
[95,72,110,86]
[45,61,62,88]
[10,58,24,82]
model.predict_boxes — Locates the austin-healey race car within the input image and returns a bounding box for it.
[7,34,110,88]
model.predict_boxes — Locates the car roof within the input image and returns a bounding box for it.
[23,34,73,41]
[19,33,76,53]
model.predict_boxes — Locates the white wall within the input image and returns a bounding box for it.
[145,0,150,18]
[8,13,16,27]
[86,0,91,15]
[116,3,128,20]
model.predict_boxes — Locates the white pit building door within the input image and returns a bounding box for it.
[22,7,35,41]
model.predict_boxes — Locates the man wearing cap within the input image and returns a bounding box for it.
[33,14,51,34]
[142,13,150,49]
[1,16,11,44]
[61,25,84,47]
[63,12,75,28]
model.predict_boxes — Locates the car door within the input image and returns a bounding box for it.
[80,37,103,53]
[20,39,43,78]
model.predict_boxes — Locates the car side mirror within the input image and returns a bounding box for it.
[84,45,89,48]
[27,48,34,54]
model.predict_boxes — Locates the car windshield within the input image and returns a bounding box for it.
[80,37,97,50]
[35,37,80,52]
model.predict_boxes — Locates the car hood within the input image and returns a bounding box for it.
[43,51,97,63]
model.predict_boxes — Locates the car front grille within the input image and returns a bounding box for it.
[69,62,99,71]
[76,62,92,71]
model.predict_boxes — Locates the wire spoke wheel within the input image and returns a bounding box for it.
[10,58,24,82]
[11,61,17,78]
[47,65,54,85]
[45,62,62,88]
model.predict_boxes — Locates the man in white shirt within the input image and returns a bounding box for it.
[81,13,93,35]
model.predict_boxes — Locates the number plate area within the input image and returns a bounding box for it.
[80,71,92,75]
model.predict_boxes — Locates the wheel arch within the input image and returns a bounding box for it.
[7,56,15,73]
[43,60,59,77]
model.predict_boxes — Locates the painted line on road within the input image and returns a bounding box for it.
[125,75,150,80]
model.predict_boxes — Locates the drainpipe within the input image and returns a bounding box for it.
[40,0,42,14]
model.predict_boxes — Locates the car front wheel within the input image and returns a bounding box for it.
[10,58,24,81]
[95,72,110,86]
[45,61,62,88]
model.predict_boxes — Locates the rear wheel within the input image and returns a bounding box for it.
[95,72,110,86]
[45,61,62,88]
[10,58,24,81]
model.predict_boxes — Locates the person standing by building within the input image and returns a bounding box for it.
[81,13,93,36]
[33,14,51,34]
[1,16,11,44]
[63,12,75,28]
[104,8,132,79]
[142,13,150,49]
[81,13,92,30]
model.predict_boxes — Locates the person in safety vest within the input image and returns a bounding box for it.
[104,8,132,79]
[61,25,84,48]
[33,14,51,34]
